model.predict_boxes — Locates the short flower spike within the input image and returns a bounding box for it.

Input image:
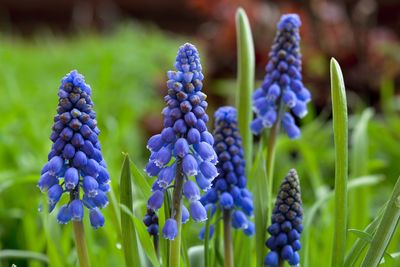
[251,14,310,139]
[200,106,254,237]
[144,43,217,239]
[38,70,110,229]
[264,169,303,267]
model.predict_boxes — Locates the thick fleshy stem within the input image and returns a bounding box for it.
[154,235,160,260]
[169,160,184,267]
[71,188,90,267]
[264,100,284,235]
[223,210,234,267]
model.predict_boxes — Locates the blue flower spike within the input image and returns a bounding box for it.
[251,14,310,139]
[264,169,303,267]
[200,106,254,238]
[144,43,217,240]
[38,70,110,229]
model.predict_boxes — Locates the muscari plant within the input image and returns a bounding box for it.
[38,70,110,267]
[250,13,310,267]
[200,106,255,267]
[32,8,400,267]
[144,42,218,267]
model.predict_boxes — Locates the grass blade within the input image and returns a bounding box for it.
[330,58,349,267]
[0,250,49,263]
[361,176,400,267]
[119,153,141,267]
[344,204,385,267]
[235,7,254,175]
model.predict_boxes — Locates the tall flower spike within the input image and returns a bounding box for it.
[144,43,217,240]
[251,14,310,139]
[38,70,110,229]
[264,169,303,267]
[200,106,254,237]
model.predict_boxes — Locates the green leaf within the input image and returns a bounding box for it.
[119,153,141,267]
[129,157,152,200]
[330,58,349,267]
[361,176,400,267]
[344,202,386,267]
[188,246,204,267]
[235,7,254,176]
[347,225,394,264]
[0,249,49,263]
[303,175,383,267]
[132,217,160,267]
[348,229,373,242]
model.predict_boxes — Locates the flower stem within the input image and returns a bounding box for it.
[154,235,160,260]
[278,259,284,267]
[169,160,184,267]
[265,102,284,233]
[70,188,90,267]
[223,210,234,267]
[72,221,91,267]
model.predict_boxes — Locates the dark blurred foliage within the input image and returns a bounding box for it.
[0,0,399,111]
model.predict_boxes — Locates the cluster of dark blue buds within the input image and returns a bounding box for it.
[38,70,110,229]
[145,43,218,240]
[264,169,303,267]
[143,208,159,236]
[251,14,310,139]
[200,106,254,238]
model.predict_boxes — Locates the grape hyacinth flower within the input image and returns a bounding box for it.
[144,43,217,255]
[264,169,303,267]
[200,106,254,267]
[251,14,310,139]
[38,70,110,229]
[200,107,254,236]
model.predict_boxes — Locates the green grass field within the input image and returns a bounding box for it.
[0,22,399,267]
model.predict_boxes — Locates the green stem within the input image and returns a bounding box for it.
[169,160,184,267]
[72,221,90,267]
[265,101,284,232]
[278,259,284,267]
[154,235,160,260]
[360,177,400,267]
[223,210,234,267]
[70,188,90,267]
[254,139,267,267]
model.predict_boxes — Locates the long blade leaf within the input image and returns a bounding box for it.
[330,58,349,267]
[235,7,254,176]
[120,153,141,267]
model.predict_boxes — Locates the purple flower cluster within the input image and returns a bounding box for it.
[38,70,110,229]
[264,169,303,267]
[200,107,254,238]
[145,43,218,240]
[251,14,310,139]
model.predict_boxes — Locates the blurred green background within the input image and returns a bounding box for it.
[0,0,400,266]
